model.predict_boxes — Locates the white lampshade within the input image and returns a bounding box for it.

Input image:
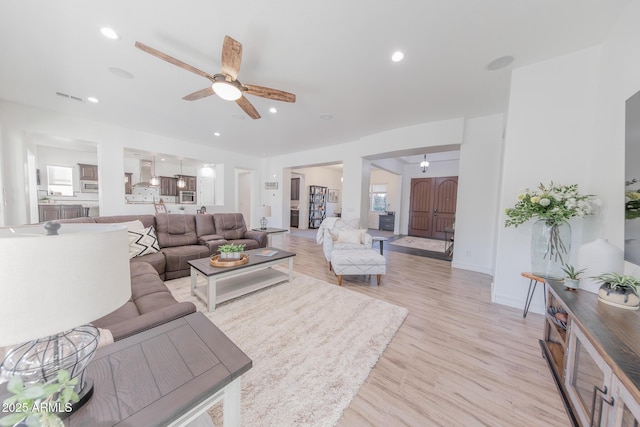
[0,223,132,347]
[260,205,272,217]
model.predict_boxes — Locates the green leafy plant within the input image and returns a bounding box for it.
[504,182,597,227]
[218,243,246,253]
[592,273,640,295]
[561,264,586,280]
[625,179,640,220]
[0,370,79,427]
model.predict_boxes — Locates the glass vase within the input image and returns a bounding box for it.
[531,219,571,279]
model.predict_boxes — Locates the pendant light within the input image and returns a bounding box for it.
[150,156,159,186]
[420,154,429,173]
[177,160,186,189]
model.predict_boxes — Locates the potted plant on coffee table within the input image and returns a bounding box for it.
[561,263,586,291]
[218,243,246,260]
[593,272,640,310]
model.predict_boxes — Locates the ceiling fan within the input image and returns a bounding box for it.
[134,36,296,119]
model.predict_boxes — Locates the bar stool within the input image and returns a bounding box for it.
[521,272,546,318]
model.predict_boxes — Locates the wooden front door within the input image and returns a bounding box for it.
[408,176,458,239]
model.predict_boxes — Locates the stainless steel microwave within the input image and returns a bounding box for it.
[80,181,99,193]
[179,191,196,204]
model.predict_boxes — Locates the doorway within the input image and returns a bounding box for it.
[408,176,457,239]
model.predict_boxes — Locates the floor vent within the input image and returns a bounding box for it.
[55,91,84,103]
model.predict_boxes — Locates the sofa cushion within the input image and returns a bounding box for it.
[228,238,260,251]
[155,214,198,247]
[162,245,210,278]
[194,214,216,236]
[91,261,196,341]
[213,213,247,240]
[128,226,160,258]
[92,302,140,328]
[130,252,166,280]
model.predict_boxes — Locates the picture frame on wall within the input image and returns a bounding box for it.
[265,182,278,190]
[328,189,339,203]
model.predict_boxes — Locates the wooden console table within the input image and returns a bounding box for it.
[54,312,251,426]
[541,279,640,426]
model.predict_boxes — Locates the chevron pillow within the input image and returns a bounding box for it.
[128,226,160,258]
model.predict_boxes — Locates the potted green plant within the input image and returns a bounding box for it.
[218,243,246,259]
[592,272,640,310]
[561,264,586,290]
[0,370,79,427]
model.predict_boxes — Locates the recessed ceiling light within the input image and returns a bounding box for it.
[391,51,404,62]
[486,55,514,71]
[214,132,221,137]
[161,158,166,162]
[87,97,99,103]
[108,67,134,79]
[269,107,277,114]
[100,27,119,40]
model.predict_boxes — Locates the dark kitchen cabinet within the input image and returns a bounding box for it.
[78,163,98,181]
[160,176,178,196]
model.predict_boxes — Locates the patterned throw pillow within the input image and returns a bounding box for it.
[128,226,160,258]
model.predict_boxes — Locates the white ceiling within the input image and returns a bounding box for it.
[0,1,629,157]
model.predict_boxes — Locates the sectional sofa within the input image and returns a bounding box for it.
[57,212,268,341]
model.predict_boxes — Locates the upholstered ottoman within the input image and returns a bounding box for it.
[330,249,386,286]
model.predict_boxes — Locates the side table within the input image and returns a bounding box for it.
[251,227,288,246]
[60,312,251,426]
[371,236,389,255]
[521,272,546,318]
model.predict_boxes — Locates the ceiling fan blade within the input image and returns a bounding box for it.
[135,41,215,80]
[242,84,296,103]
[221,36,243,81]
[236,96,261,119]
[182,87,215,101]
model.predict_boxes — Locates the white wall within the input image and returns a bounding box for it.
[493,40,621,313]
[265,116,505,273]
[0,100,262,226]
[453,114,505,275]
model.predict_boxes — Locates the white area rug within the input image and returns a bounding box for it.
[390,236,447,252]
[166,270,408,427]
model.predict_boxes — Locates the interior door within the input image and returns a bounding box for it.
[432,177,458,240]
[408,177,458,239]
[408,178,434,237]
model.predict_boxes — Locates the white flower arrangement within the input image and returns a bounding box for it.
[505,182,597,227]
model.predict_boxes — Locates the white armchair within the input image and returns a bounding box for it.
[316,217,373,262]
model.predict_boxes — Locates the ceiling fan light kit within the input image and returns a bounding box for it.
[211,75,242,101]
[134,35,295,119]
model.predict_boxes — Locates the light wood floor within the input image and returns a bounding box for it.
[269,233,569,427]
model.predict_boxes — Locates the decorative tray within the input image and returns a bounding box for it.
[547,306,568,331]
[210,253,249,267]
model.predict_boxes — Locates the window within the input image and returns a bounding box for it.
[47,165,74,196]
[370,184,387,212]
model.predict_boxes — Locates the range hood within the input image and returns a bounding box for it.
[132,160,156,187]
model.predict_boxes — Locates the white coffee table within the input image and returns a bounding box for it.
[188,247,295,311]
